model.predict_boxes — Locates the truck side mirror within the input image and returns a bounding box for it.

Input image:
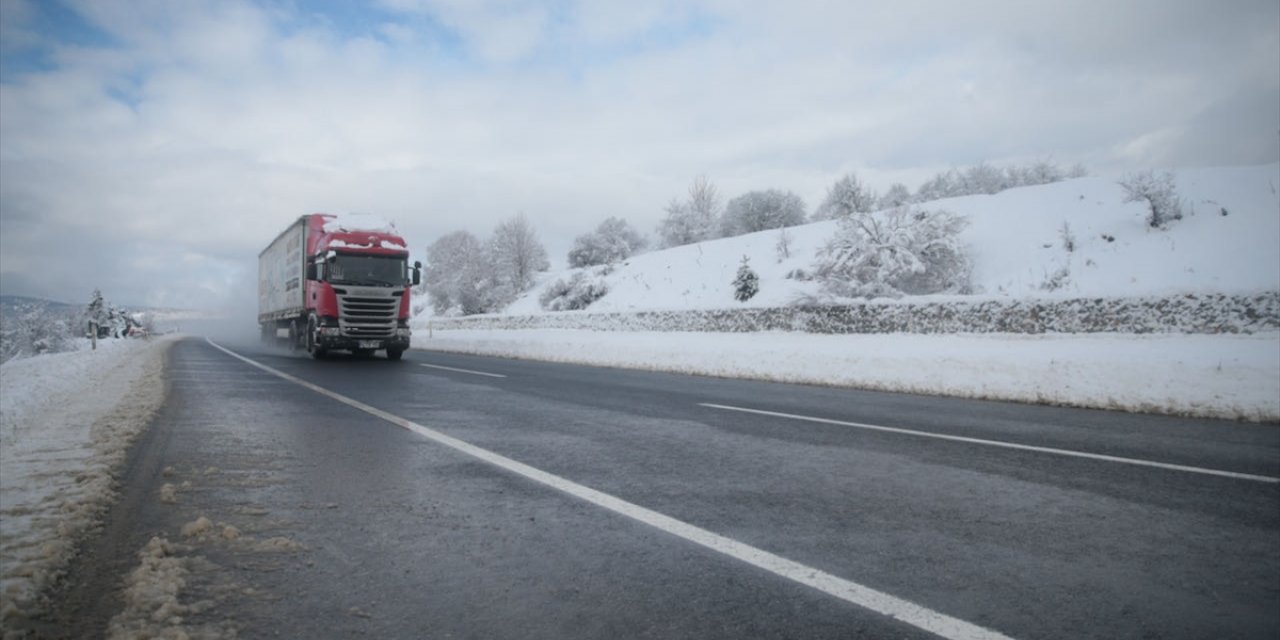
[412,261,422,286]
[306,263,318,281]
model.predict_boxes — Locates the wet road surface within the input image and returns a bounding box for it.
[53,337,1280,638]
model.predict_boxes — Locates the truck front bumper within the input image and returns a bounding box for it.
[315,325,411,351]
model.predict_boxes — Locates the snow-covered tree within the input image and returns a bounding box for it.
[657,175,722,248]
[539,271,610,311]
[732,256,759,302]
[775,227,793,262]
[568,217,647,267]
[487,213,550,307]
[1119,170,1183,228]
[913,161,1084,203]
[424,231,490,315]
[87,289,108,334]
[721,189,806,237]
[813,173,876,220]
[83,289,134,338]
[1019,160,1065,186]
[878,183,912,210]
[914,170,960,202]
[1,308,71,363]
[814,205,971,297]
[960,162,1008,195]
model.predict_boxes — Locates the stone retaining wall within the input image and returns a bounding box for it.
[428,292,1280,335]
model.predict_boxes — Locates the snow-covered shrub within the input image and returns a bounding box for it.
[732,256,759,302]
[721,189,806,237]
[539,272,610,311]
[1060,221,1076,253]
[568,217,647,267]
[1,311,73,362]
[812,173,876,220]
[1039,266,1071,292]
[1119,170,1183,228]
[961,162,1008,195]
[775,227,793,261]
[877,183,912,210]
[813,205,971,297]
[913,160,1084,203]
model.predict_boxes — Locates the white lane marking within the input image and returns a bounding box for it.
[701,403,1280,484]
[419,362,507,378]
[206,339,1014,640]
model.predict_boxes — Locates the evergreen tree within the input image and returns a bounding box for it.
[732,256,759,302]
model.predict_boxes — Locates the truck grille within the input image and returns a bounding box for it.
[336,289,399,338]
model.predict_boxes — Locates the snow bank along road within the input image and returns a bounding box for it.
[23,337,1280,639]
[413,329,1280,422]
[1,336,173,634]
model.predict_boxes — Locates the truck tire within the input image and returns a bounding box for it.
[307,316,327,359]
[386,348,404,361]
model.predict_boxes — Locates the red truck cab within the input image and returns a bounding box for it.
[259,213,420,360]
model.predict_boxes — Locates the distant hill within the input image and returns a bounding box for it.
[0,295,79,318]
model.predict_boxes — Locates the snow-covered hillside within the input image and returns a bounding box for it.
[500,164,1279,314]
[414,164,1280,421]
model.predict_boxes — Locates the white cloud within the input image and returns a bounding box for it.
[381,0,551,63]
[0,0,1276,308]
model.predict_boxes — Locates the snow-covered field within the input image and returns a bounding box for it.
[0,337,174,628]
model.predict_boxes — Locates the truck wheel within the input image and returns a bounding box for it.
[386,348,404,361]
[307,316,327,359]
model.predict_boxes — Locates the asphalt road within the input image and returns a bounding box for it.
[52,337,1280,639]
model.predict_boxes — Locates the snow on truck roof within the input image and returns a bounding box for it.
[329,239,408,251]
[321,212,396,234]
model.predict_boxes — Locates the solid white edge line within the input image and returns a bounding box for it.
[419,362,508,378]
[700,403,1280,484]
[204,338,1015,640]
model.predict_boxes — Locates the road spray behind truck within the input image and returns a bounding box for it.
[259,213,420,360]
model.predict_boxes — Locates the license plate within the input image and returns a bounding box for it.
[358,340,381,349]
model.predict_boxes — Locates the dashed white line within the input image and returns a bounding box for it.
[700,403,1279,484]
[419,362,507,378]
[207,339,1015,640]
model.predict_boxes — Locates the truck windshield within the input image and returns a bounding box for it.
[327,254,407,286]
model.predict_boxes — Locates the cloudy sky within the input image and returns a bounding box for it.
[1,0,1277,309]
